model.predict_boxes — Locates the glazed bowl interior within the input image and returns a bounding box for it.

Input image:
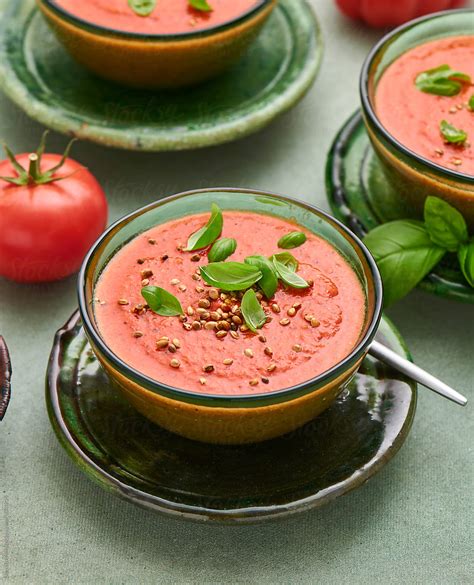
[42,0,271,39]
[361,9,474,183]
[78,189,382,408]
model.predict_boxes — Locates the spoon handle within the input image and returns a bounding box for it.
[368,340,467,407]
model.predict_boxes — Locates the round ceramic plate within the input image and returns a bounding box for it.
[326,111,474,304]
[46,311,416,523]
[0,0,322,151]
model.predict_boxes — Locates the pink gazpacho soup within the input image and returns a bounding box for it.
[53,0,263,35]
[376,35,474,175]
[94,210,366,395]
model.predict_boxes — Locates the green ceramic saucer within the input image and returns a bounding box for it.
[0,0,322,151]
[326,111,474,304]
[46,311,416,523]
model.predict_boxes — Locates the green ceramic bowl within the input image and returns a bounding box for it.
[78,188,383,445]
[360,10,474,228]
[37,0,276,88]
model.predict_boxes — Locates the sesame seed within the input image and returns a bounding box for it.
[223,358,234,365]
[287,307,296,317]
[199,377,207,385]
[249,379,259,386]
[304,314,314,323]
[205,321,218,330]
[209,311,220,321]
[216,330,228,339]
[198,299,211,309]
[190,254,201,262]
[133,331,143,338]
[137,258,145,265]
[232,315,242,325]
[280,318,290,326]
[156,337,169,349]
[195,286,205,293]
[208,288,219,300]
[192,274,201,281]
[449,106,457,113]
[258,334,266,343]
[141,269,153,278]
[187,306,194,316]
[161,254,169,262]
[148,238,156,245]
[452,158,463,166]
[293,344,302,352]
[261,377,270,384]
[192,321,201,330]
[255,292,263,301]
[240,325,249,332]
[264,347,273,357]
[178,284,187,292]
[271,304,281,314]
[183,323,192,331]
[267,363,276,373]
[170,359,180,368]
[217,320,231,331]
[170,278,180,285]
[173,338,181,348]
[199,311,210,321]
[168,344,177,353]
[310,318,320,328]
[244,348,254,358]
[118,299,129,305]
[141,279,150,286]
[230,331,240,340]
[435,148,444,155]
[292,302,302,310]
[203,364,215,373]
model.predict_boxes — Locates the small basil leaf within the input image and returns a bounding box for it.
[440,120,468,145]
[363,220,446,307]
[424,196,468,252]
[244,255,278,298]
[208,238,237,262]
[270,252,298,272]
[200,262,262,291]
[469,95,474,112]
[189,0,213,11]
[415,64,471,96]
[240,289,267,333]
[272,258,309,289]
[141,286,183,316]
[128,0,156,16]
[277,231,307,249]
[186,203,223,251]
[458,241,474,288]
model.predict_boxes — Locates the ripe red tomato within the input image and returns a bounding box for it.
[0,134,107,283]
[335,0,466,28]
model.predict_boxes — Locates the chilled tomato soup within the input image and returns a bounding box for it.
[94,210,366,395]
[375,36,474,175]
[53,0,262,35]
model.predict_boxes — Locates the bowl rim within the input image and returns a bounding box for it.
[360,8,474,183]
[77,187,383,408]
[40,0,272,41]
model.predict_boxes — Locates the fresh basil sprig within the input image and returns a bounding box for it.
[128,0,156,16]
[189,0,213,12]
[458,242,474,287]
[364,196,474,306]
[270,252,298,272]
[424,196,468,252]
[241,289,267,333]
[200,262,262,291]
[208,238,237,262]
[244,255,279,299]
[272,258,309,289]
[186,203,223,251]
[277,231,307,249]
[469,95,474,112]
[141,286,183,316]
[415,64,471,97]
[440,120,468,145]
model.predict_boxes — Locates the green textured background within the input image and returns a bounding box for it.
[0,1,473,582]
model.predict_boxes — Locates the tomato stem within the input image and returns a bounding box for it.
[28,153,40,184]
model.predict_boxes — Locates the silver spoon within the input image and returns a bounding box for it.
[369,341,468,407]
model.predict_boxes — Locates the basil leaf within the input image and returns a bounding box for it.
[270,252,298,272]
[240,289,267,333]
[272,258,309,289]
[189,0,213,11]
[186,204,223,251]
[244,255,278,298]
[277,231,307,249]
[424,196,468,252]
[128,0,156,16]
[469,95,474,112]
[141,286,183,316]
[208,238,237,262]
[200,262,262,291]
[415,64,471,96]
[458,241,474,288]
[440,120,468,145]
[363,221,446,307]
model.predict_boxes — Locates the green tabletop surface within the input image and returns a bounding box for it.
[0,1,473,583]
